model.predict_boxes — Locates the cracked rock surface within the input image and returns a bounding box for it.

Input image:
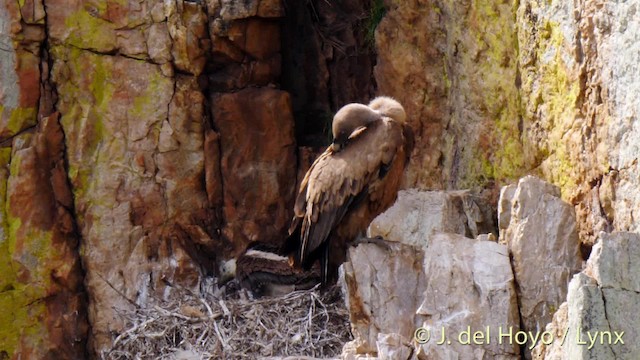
[500,176,582,338]
[0,0,297,356]
[2,0,640,358]
[533,232,640,360]
[375,0,640,250]
[340,233,521,360]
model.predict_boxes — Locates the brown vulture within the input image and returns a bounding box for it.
[285,96,414,284]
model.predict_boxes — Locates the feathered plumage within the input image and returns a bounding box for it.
[285,96,414,284]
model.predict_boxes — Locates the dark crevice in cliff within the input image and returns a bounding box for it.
[38,5,57,120]
[599,289,618,358]
[41,2,92,358]
[0,125,37,147]
[506,249,528,359]
[58,40,200,76]
[201,100,225,252]
[96,271,138,308]
[62,42,177,69]
[41,0,78,254]
[281,0,377,147]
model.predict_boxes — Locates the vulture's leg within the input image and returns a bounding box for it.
[320,240,330,286]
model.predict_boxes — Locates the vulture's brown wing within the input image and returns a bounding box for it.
[294,118,405,265]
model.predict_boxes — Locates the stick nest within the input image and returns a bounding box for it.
[102,280,352,359]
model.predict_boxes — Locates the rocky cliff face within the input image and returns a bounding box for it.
[1,0,639,359]
[375,0,639,246]
[341,0,639,358]
[1,1,88,358]
[341,178,640,359]
[0,0,375,357]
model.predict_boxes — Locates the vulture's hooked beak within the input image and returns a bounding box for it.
[331,138,348,152]
[332,126,366,152]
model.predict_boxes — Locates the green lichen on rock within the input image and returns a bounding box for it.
[8,147,58,285]
[442,59,451,92]
[439,0,525,189]
[0,105,38,139]
[129,70,166,121]
[0,290,46,356]
[518,17,583,197]
[63,9,117,53]
[51,44,174,231]
[51,46,113,203]
[0,147,14,293]
[474,0,526,184]
[0,145,54,356]
[8,107,38,135]
[90,57,115,113]
[540,27,580,193]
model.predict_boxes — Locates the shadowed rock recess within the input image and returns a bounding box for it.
[1,0,640,359]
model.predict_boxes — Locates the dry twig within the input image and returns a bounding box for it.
[102,280,351,359]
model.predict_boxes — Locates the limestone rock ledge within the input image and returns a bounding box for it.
[368,189,497,248]
[341,188,519,360]
[341,177,609,360]
[533,232,640,360]
[415,233,520,360]
[340,233,520,360]
[339,241,425,356]
[500,176,582,337]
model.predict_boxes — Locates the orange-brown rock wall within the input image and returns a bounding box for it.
[1,0,88,357]
[2,0,377,356]
[4,0,640,358]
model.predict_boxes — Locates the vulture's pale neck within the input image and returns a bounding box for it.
[368,96,407,124]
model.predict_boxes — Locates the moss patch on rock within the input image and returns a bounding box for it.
[437,0,526,189]
[0,105,38,140]
[0,144,57,356]
[63,9,117,53]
